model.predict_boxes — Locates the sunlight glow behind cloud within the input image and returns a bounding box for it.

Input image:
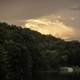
[24,15,74,40]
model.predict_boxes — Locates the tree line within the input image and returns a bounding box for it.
[0,22,80,80]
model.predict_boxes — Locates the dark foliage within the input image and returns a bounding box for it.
[0,22,80,80]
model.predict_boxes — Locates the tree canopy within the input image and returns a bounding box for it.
[0,22,80,80]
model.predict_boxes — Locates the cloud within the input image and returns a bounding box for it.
[71,6,80,11]
[24,15,75,40]
[0,0,75,21]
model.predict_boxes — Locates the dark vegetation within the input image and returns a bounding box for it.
[0,22,80,80]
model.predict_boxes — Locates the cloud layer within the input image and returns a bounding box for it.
[0,0,80,40]
[24,15,75,40]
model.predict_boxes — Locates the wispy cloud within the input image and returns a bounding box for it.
[24,15,75,40]
[71,6,80,11]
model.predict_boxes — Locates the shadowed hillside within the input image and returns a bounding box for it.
[0,22,80,80]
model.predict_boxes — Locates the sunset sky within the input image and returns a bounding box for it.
[0,0,80,40]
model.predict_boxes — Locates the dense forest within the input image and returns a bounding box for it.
[0,22,80,80]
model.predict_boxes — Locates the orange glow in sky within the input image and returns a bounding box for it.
[24,15,74,40]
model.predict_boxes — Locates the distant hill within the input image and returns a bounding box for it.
[0,22,80,80]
